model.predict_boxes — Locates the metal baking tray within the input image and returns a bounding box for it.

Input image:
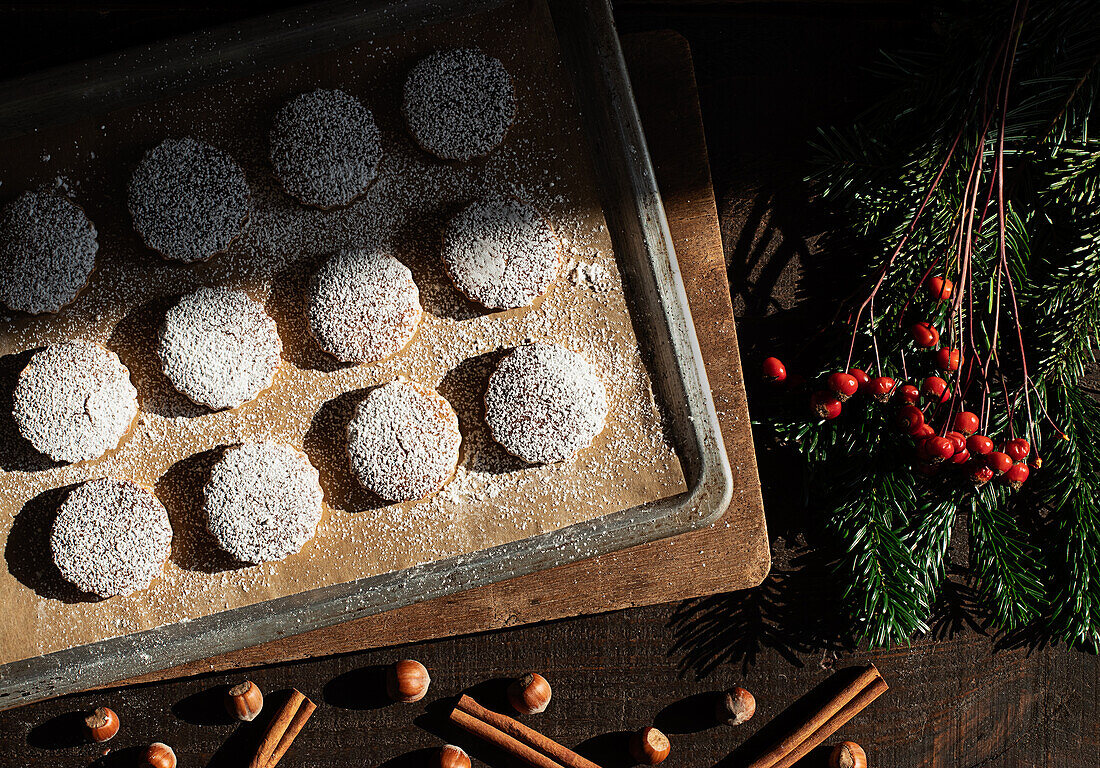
[0,0,732,708]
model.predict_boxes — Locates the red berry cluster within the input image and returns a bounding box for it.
[762,346,1035,490]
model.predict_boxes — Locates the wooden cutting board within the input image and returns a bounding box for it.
[113,28,768,687]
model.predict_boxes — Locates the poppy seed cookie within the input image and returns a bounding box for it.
[402,48,516,162]
[485,343,607,464]
[158,287,282,410]
[13,342,138,464]
[269,88,383,209]
[0,191,98,315]
[346,380,461,502]
[308,249,422,364]
[203,441,324,564]
[50,478,172,599]
[128,137,251,263]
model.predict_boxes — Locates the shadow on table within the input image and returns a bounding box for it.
[667,545,851,677]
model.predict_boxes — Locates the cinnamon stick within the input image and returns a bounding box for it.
[264,695,316,768]
[456,695,604,768]
[249,689,305,768]
[745,664,884,768]
[450,707,568,768]
[771,675,888,768]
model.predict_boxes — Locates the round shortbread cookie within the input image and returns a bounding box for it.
[346,380,461,503]
[203,441,324,564]
[269,88,383,209]
[128,137,251,263]
[158,287,282,410]
[308,249,422,364]
[485,343,608,464]
[402,48,516,162]
[0,191,98,315]
[13,342,138,464]
[442,197,563,309]
[50,478,172,599]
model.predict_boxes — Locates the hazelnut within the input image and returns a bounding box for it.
[437,744,472,768]
[386,659,431,702]
[507,672,552,715]
[629,726,670,766]
[84,706,120,743]
[141,742,177,768]
[829,741,867,768]
[224,679,264,721]
[715,686,755,726]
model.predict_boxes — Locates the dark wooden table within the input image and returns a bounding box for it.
[1,3,1097,768]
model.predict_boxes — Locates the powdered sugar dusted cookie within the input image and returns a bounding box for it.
[269,88,383,209]
[442,197,563,310]
[128,137,251,263]
[402,48,516,161]
[13,342,138,464]
[50,478,172,599]
[308,249,422,364]
[485,343,608,464]
[347,380,461,502]
[203,441,323,564]
[0,191,98,315]
[158,287,282,410]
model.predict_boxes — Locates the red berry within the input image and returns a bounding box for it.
[951,447,970,464]
[946,431,966,454]
[762,357,787,384]
[848,368,871,391]
[953,411,979,435]
[827,372,860,401]
[911,322,940,348]
[897,384,920,404]
[927,276,953,301]
[935,347,961,372]
[1006,462,1029,489]
[896,404,924,431]
[971,465,995,485]
[868,376,897,402]
[921,376,950,403]
[967,434,994,455]
[810,391,842,420]
[910,422,935,440]
[987,452,1013,475]
[925,436,955,462]
[1005,438,1030,461]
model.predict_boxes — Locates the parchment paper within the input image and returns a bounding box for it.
[0,0,686,665]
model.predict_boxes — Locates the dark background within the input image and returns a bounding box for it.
[0,2,1096,767]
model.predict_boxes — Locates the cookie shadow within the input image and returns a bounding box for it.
[437,351,526,476]
[265,252,357,373]
[302,388,391,514]
[4,483,105,603]
[392,200,492,323]
[0,348,64,472]
[155,446,248,573]
[106,296,207,419]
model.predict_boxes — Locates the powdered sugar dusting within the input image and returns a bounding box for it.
[127,137,251,263]
[13,342,138,463]
[269,89,382,209]
[203,441,323,564]
[0,191,98,315]
[485,343,608,464]
[442,197,563,309]
[50,478,172,598]
[347,380,461,502]
[308,248,421,363]
[158,287,282,410]
[403,48,516,161]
